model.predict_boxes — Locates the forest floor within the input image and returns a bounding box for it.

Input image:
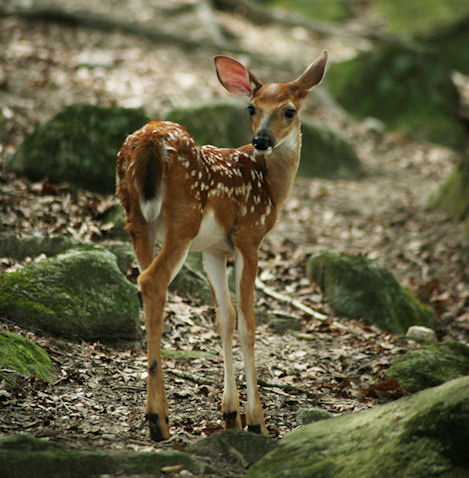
[0,0,468,464]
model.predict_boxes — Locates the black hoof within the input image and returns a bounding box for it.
[247,424,261,434]
[223,411,238,428]
[146,413,168,441]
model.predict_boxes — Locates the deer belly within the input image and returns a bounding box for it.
[190,209,231,253]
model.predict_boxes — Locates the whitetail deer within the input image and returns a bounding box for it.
[116,51,328,441]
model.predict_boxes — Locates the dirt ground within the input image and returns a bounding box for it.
[1,0,468,460]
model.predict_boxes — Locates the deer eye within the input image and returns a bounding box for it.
[285,108,296,118]
[247,105,256,116]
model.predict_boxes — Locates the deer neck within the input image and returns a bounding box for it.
[261,128,302,208]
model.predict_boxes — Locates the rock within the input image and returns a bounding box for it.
[299,119,361,179]
[386,341,469,393]
[8,104,149,193]
[267,317,302,335]
[0,248,140,343]
[187,429,277,472]
[259,0,352,23]
[248,376,469,477]
[170,252,213,303]
[327,45,466,150]
[0,332,55,389]
[0,233,77,262]
[431,154,469,240]
[306,251,435,334]
[0,233,135,276]
[165,99,251,150]
[0,433,212,478]
[406,325,437,342]
[165,100,361,179]
[296,407,333,425]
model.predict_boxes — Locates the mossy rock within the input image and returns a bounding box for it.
[375,0,469,37]
[170,252,213,303]
[0,332,55,388]
[299,120,361,179]
[432,154,469,222]
[387,341,469,393]
[165,100,360,179]
[0,233,134,275]
[0,247,140,343]
[327,45,466,150]
[187,429,277,471]
[0,433,212,478]
[306,251,435,334]
[258,0,352,23]
[423,16,469,75]
[165,99,251,150]
[247,376,469,477]
[9,104,149,193]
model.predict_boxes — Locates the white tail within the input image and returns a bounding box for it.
[116,50,328,441]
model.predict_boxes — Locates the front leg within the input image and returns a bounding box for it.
[234,243,267,435]
[203,251,242,430]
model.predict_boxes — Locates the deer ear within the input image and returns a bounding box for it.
[214,56,261,97]
[294,50,328,91]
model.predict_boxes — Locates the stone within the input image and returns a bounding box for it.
[296,407,333,425]
[248,376,469,477]
[386,341,469,393]
[0,332,55,389]
[406,325,437,342]
[306,251,435,334]
[0,433,212,477]
[187,429,277,472]
[267,317,302,335]
[327,44,466,150]
[0,247,140,343]
[8,104,150,193]
[299,119,361,179]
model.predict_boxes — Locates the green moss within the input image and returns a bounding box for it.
[258,0,352,23]
[299,120,361,179]
[375,0,469,36]
[307,251,435,334]
[248,377,469,477]
[0,248,140,343]
[327,45,466,150]
[387,342,469,393]
[165,100,251,149]
[0,434,212,478]
[161,349,219,362]
[170,252,213,303]
[0,332,54,388]
[8,104,149,193]
[433,156,469,221]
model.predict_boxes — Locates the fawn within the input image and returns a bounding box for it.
[116,51,328,441]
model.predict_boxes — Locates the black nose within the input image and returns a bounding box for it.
[252,131,274,151]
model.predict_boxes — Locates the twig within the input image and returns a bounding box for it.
[255,277,328,321]
[167,369,215,387]
[258,378,316,399]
